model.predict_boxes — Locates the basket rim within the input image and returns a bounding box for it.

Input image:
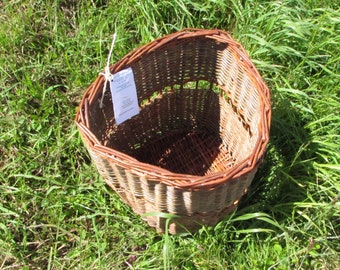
[75,28,272,189]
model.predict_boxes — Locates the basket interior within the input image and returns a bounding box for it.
[87,36,262,177]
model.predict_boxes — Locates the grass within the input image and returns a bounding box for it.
[1,0,339,269]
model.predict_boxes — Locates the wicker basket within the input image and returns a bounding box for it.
[75,29,271,234]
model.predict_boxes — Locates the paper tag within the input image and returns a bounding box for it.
[109,67,139,125]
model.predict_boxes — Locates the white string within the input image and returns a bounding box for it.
[99,33,117,108]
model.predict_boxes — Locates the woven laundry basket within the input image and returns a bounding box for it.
[75,29,271,234]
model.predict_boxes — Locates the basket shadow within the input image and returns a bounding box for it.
[236,98,315,222]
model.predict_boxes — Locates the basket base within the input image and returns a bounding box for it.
[102,163,255,235]
[143,202,239,234]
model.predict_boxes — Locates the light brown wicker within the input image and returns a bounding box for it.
[75,29,271,234]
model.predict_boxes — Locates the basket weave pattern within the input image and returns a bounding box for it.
[76,29,271,234]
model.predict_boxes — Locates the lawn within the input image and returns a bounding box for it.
[0,0,339,269]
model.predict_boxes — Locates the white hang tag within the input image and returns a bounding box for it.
[109,67,139,125]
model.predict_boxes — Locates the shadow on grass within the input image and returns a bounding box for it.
[237,96,316,221]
